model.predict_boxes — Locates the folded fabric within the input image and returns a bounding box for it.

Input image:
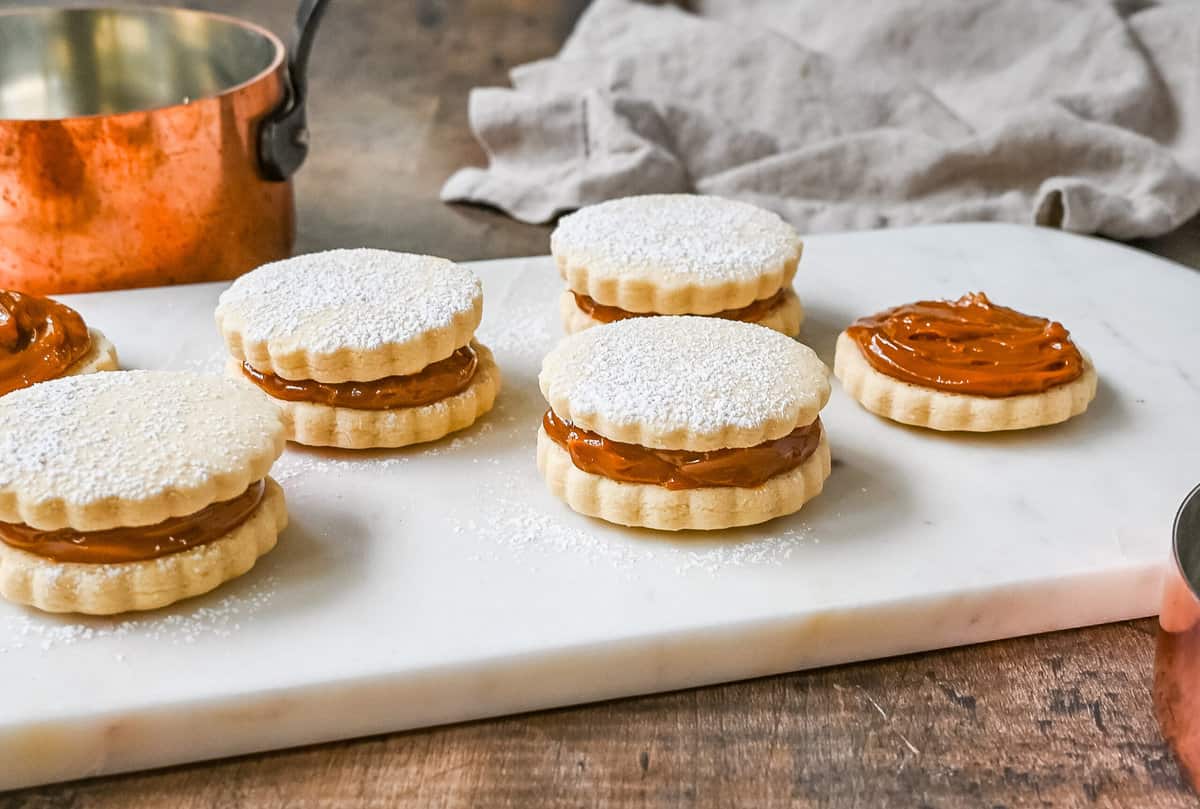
[442,0,1200,239]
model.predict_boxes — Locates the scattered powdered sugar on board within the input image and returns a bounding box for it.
[271,448,410,486]
[672,524,816,575]
[476,297,557,362]
[0,576,278,654]
[175,347,228,374]
[453,484,651,573]
[449,475,818,578]
[550,194,800,282]
[422,420,499,457]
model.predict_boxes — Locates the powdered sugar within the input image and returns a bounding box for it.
[551,194,800,283]
[540,316,830,446]
[672,524,815,575]
[0,576,277,653]
[271,447,413,486]
[215,249,482,354]
[476,297,556,362]
[176,347,228,375]
[0,371,283,513]
[452,473,818,577]
[455,479,649,572]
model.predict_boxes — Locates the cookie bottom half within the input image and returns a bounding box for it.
[559,289,803,337]
[833,331,1097,432]
[230,343,501,449]
[0,478,287,615]
[536,426,831,531]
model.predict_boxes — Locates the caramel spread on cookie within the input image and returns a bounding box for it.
[0,481,266,564]
[543,409,821,490]
[242,344,479,410]
[846,292,1084,397]
[573,289,788,324]
[0,291,92,396]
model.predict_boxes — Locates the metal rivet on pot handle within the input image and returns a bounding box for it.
[258,0,331,182]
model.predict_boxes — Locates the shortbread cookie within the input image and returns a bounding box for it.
[64,329,120,378]
[0,371,287,614]
[551,194,805,335]
[226,342,501,449]
[218,249,500,449]
[1,290,119,396]
[537,316,832,530]
[216,249,483,382]
[834,292,1098,431]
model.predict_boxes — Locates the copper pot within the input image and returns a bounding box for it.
[0,1,328,294]
[1155,483,1200,791]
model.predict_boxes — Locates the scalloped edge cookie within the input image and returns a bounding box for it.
[0,478,286,615]
[0,371,287,532]
[228,343,502,449]
[218,298,482,384]
[833,331,1098,431]
[557,250,799,316]
[63,328,120,378]
[551,195,802,315]
[559,289,804,337]
[539,317,830,452]
[536,426,831,530]
[215,250,484,383]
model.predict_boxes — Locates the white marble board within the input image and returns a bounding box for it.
[3,223,1198,789]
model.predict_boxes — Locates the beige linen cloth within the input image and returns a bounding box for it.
[441,0,1200,239]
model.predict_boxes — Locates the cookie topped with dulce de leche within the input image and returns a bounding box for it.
[537,316,831,531]
[1,289,118,397]
[551,194,805,336]
[216,249,501,449]
[834,292,1097,431]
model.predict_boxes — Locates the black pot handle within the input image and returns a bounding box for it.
[258,0,331,182]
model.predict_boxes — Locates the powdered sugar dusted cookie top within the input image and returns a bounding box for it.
[0,371,285,531]
[216,249,484,382]
[551,195,802,314]
[539,317,829,451]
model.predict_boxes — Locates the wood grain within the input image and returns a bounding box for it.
[2,621,1192,808]
[2,0,1199,806]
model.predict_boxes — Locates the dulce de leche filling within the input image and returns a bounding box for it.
[0,481,266,564]
[0,290,92,396]
[846,292,1085,397]
[573,288,788,325]
[242,344,478,410]
[543,409,822,490]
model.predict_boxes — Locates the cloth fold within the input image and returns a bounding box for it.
[442,0,1200,239]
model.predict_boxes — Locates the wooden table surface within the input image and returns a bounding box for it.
[4,1,1200,807]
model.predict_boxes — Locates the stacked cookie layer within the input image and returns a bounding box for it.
[0,371,287,614]
[216,249,501,449]
[537,317,831,531]
[551,194,805,336]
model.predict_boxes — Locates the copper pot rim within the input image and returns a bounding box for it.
[0,4,287,124]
